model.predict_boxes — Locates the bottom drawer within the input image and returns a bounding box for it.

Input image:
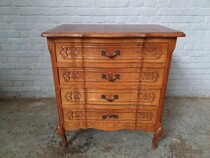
[86,110,135,121]
[63,109,157,123]
[64,120,155,132]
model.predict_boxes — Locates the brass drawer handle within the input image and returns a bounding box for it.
[101,95,119,102]
[102,114,119,120]
[101,50,121,58]
[102,74,120,82]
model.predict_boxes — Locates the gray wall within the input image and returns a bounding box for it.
[0,0,210,98]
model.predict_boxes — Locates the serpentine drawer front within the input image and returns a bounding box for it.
[41,24,185,149]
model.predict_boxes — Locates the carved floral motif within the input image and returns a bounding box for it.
[143,46,163,59]
[60,46,79,59]
[63,70,83,81]
[140,70,160,82]
[136,112,153,121]
[65,92,82,102]
[139,91,156,103]
[66,111,85,120]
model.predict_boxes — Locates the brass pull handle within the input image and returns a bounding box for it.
[101,50,121,58]
[101,95,119,102]
[102,114,119,120]
[102,74,120,82]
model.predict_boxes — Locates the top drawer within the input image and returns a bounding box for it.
[55,42,168,63]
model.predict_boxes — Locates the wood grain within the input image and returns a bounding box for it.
[42,24,185,149]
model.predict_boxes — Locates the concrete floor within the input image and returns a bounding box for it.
[0,98,209,158]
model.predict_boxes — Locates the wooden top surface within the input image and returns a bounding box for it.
[41,24,185,38]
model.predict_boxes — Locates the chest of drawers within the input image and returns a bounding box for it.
[41,24,185,149]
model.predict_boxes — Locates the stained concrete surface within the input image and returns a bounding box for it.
[0,97,209,158]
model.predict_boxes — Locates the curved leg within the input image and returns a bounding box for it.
[152,126,164,149]
[57,125,68,147]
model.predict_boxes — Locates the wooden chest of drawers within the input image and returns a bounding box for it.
[41,24,185,149]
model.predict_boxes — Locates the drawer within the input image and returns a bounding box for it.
[59,68,164,86]
[63,109,135,121]
[63,108,157,127]
[55,42,168,63]
[61,89,137,105]
[61,88,161,106]
[86,92,137,105]
[83,43,167,62]
[83,43,141,60]
[86,110,135,121]
[59,68,139,83]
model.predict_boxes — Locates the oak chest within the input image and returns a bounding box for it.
[41,24,185,149]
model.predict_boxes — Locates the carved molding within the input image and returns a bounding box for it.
[139,91,156,103]
[135,123,155,130]
[140,70,160,82]
[65,92,82,102]
[63,70,83,81]
[136,112,153,121]
[66,111,85,120]
[143,46,163,59]
[87,122,134,129]
[60,46,79,59]
[65,122,85,129]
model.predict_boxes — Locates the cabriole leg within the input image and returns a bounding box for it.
[152,126,164,149]
[57,125,68,147]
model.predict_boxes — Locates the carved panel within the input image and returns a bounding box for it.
[139,70,160,82]
[65,92,82,102]
[139,91,156,103]
[87,122,134,129]
[65,122,85,129]
[143,45,163,59]
[66,111,85,120]
[136,112,153,121]
[60,46,79,59]
[63,70,83,81]
[135,123,155,131]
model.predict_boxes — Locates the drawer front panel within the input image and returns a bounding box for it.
[61,89,161,106]
[61,90,136,105]
[63,109,157,123]
[83,43,167,62]
[86,92,137,105]
[59,68,164,86]
[86,111,135,121]
[59,69,139,83]
[55,42,168,63]
[83,44,141,60]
